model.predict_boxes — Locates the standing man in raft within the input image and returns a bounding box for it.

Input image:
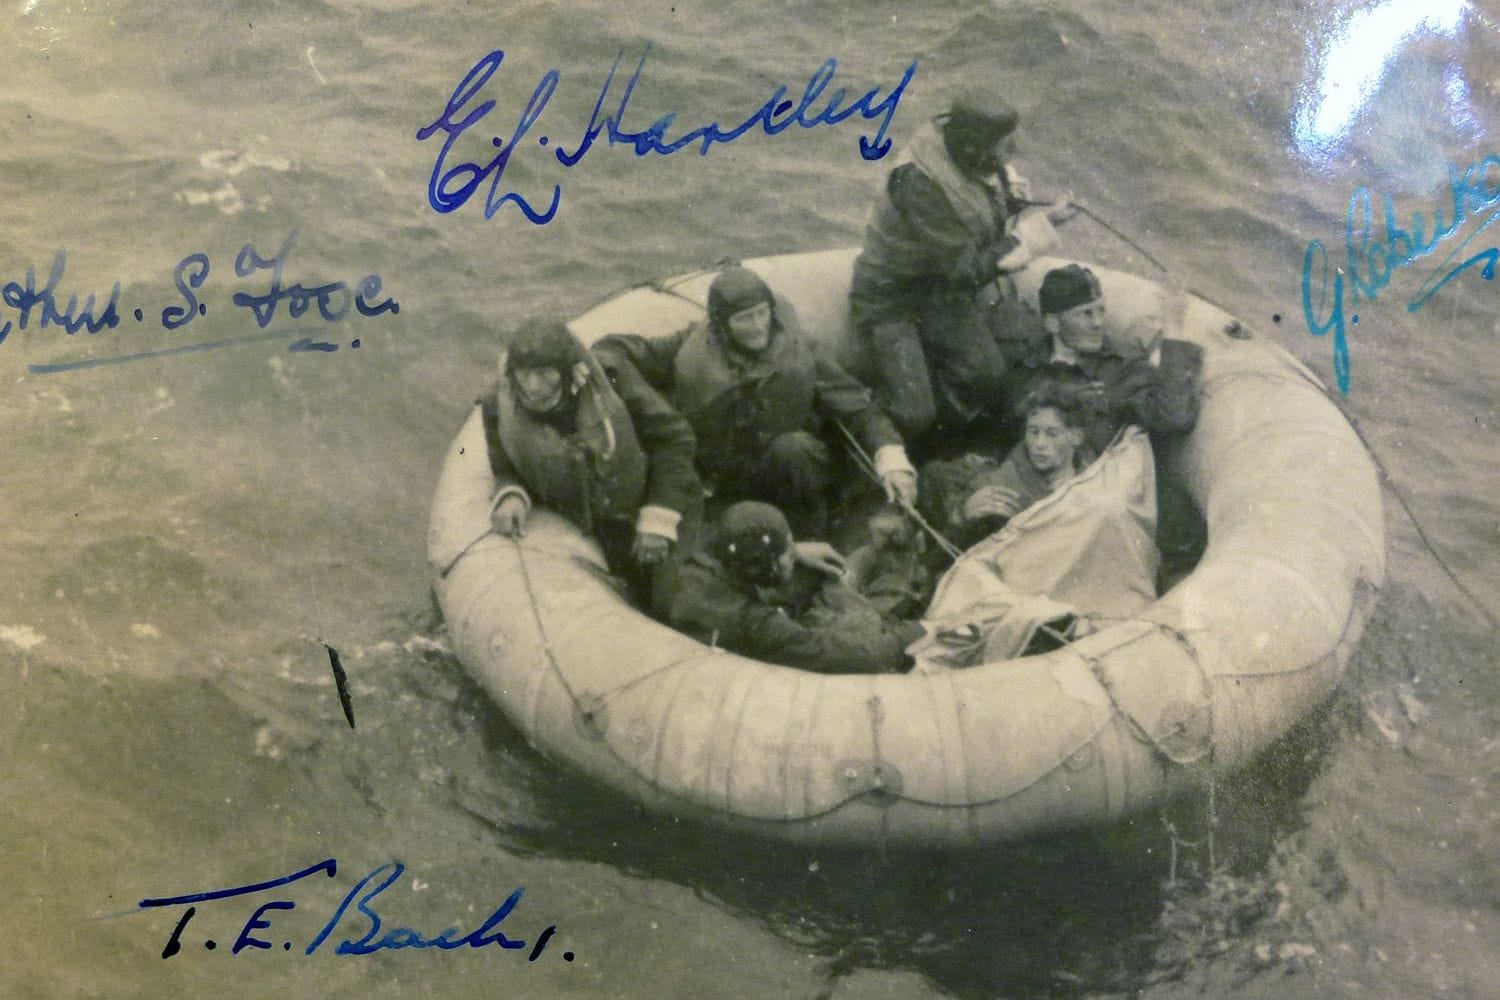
[849,86,1075,445]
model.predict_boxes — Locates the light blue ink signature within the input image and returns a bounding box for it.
[8,232,400,374]
[1301,152,1500,393]
[138,857,569,962]
[416,45,919,225]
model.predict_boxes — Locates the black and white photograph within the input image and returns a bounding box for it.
[3,1,1497,997]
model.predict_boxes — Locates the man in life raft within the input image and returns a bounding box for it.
[920,377,1107,552]
[1000,263,1201,453]
[482,317,702,613]
[1000,263,1207,582]
[594,265,918,538]
[849,86,1075,445]
[667,500,925,674]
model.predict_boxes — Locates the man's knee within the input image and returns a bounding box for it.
[763,431,829,485]
[751,432,831,537]
[931,325,1010,403]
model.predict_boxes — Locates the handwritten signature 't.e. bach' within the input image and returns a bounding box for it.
[138,858,571,962]
[416,45,919,225]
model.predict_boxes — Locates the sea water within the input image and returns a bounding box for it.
[2,1,1497,997]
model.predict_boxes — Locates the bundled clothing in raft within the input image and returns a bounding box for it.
[910,426,1159,669]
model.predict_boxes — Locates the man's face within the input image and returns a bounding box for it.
[982,132,1016,176]
[513,365,564,412]
[1024,406,1085,474]
[954,129,1015,178]
[725,300,773,353]
[1052,298,1108,355]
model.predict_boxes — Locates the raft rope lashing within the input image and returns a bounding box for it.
[1075,619,1218,771]
[1068,202,1171,275]
[439,486,529,578]
[439,529,494,579]
[650,276,713,311]
[507,534,590,718]
[570,262,711,326]
[438,490,507,578]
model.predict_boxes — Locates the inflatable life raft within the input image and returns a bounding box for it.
[427,248,1385,848]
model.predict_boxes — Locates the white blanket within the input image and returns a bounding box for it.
[911,427,1159,669]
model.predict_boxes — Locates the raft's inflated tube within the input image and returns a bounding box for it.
[428,248,1384,848]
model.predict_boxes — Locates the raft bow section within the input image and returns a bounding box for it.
[428,251,1385,848]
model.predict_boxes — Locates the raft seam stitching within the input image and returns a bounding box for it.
[921,671,957,839]
[803,676,827,820]
[777,672,810,822]
[697,655,743,804]
[721,667,762,813]
[648,661,700,795]
[937,671,978,845]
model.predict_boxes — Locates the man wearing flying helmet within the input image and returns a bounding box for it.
[666,500,924,674]
[595,265,918,538]
[482,317,701,610]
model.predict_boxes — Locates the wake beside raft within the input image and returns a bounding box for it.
[427,248,1385,848]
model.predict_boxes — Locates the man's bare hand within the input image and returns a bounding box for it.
[961,485,1024,521]
[632,531,673,566]
[793,540,847,578]
[881,468,918,508]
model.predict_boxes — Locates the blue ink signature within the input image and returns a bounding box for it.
[1301,152,1500,393]
[416,45,918,225]
[138,858,570,962]
[7,232,400,374]
[1,254,122,344]
[229,231,398,331]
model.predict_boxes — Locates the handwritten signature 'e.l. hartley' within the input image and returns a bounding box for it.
[137,858,571,962]
[415,45,919,225]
